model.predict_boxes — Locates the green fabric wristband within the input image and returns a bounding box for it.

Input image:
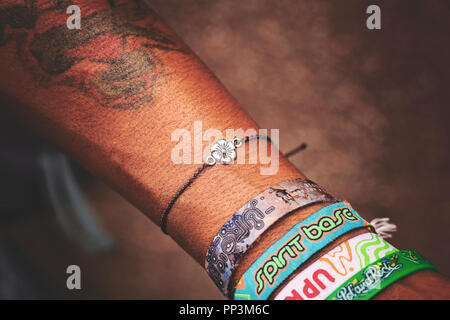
[326,249,438,300]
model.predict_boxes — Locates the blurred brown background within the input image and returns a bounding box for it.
[0,0,449,299]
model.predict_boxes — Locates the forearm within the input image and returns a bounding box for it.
[0,0,448,299]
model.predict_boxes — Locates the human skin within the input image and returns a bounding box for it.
[0,0,448,299]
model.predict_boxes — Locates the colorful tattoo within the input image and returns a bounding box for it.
[0,0,190,109]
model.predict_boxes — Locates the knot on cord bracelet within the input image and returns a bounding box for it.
[160,135,272,234]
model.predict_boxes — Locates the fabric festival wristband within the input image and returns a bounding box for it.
[205,178,336,297]
[234,201,369,300]
[274,232,397,300]
[326,249,438,300]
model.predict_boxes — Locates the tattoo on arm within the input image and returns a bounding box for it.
[0,0,190,109]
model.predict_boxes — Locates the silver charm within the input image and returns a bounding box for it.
[206,138,243,165]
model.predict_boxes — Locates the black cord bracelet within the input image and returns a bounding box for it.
[160,135,305,234]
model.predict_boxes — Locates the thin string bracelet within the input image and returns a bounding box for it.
[160,135,305,234]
